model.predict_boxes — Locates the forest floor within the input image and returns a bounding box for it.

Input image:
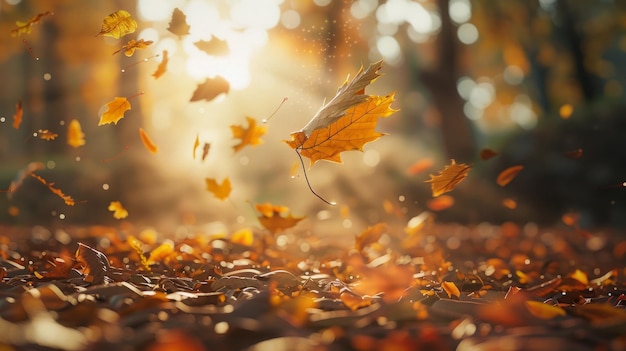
[0,220,625,351]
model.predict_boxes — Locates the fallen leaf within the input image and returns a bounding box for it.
[497,165,524,187]
[425,160,471,197]
[108,201,128,219]
[255,202,304,233]
[525,301,566,319]
[75,242,111,284]
[190,76,229,102]
[285,61,397,166]
[139,128,158,154]
[11,11,53,37]
[98,97,131,126]
[167,8,190,37]
[12,100,23,129]
[113,39,153,57]
[426,195,455,211]
[67,119,85,147]
[441,281,461,299]
[194,39,229,56]
[96,10,137,39]
[205,177,231,200]
[479,148,498,160]
[152,50,168,79]
[37,129,58,140]
[231,117,267,153]
[406,158,434,175]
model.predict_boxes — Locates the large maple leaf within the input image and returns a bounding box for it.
[285,61,397,166]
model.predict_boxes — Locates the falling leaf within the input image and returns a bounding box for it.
[255,202,304,233]
[108,201,128,219]
[37,129,58,140]
[12,100,22,129]
[139,128,158,154]
[152,50,169,79]
[28,172,75,206]
[441,281,461,299]
[96,10,137,39]
[355,222,387,252]
[113,39,153,57]
[497,165,524,186]
[502,198,518,209]
[194,39,229,56]
[406,158,434,175]
[425,160,471,197]
[11,11,53,37]
[167,8,190,37]
[98,97,131,126]
[564,148,583,159]
[190,76,230,102]
[479,148,498,160]
[231,117,267,153]
[201,143,211,161]
[426,195,455,211]
[75,242,111,284]
[285,61,397,166]
[192,134,200,159]
[67,119,85,147]
[205,177,231,200]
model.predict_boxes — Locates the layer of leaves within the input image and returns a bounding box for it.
[96,10,137,39]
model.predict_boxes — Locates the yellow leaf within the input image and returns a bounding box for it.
[442,281,461,299]
[113,39,153,57]
[152,50,169,79]
[147,241,174,265]
[255,202,304,233]
[497,165,524,186]
[96,10,137,39]
[230,228,254,246]
[139,128,158,154]
[12,100,22,129]
[525,301,566,319]
[192,134,200,159]
[108,201,128,219]
[569,269,589,285]
[67,119,86,147]
[425,159,471,197]
[128,235,150,271]
[231,117,267,153]
[98,97,131,126]
[11,11,53,37]
[205,177,231,200]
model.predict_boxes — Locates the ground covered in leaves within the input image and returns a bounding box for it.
[1,221,625,351]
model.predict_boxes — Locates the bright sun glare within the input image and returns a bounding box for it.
[137,0,282,90]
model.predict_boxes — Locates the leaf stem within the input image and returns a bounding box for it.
[295,149,336,206]
[262,97,288,124]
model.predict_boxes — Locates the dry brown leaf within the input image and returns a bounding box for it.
[425,159,471,197]
[167,8,190,37]
[479,148,498,160]
[75,242,111,284]
[12,100,23,129]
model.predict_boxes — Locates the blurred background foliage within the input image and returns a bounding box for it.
[0,0,625,230]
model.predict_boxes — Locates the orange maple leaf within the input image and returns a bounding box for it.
[285,61,396,166]
[67,119,85,147]
[37,129,58,140]
[112,38,153,57]
[11,11,53,37]
[231,117,267,153]
[425,159,471,197]
[98,97,131,126]
[205,177,231,200]
[255,203,304,233]
[139,128,158,153]
[96,10,137,39]
[12,100,23,129]
[108,201,128,219]
[152,50,169,79]
[497,165,524,186]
